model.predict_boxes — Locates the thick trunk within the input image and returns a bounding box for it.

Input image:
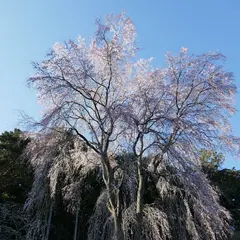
[134,156,144,240]
[45,203,53,240]
[73,207,80,240]
[101,154,123,240]
[112,209,124,240]
[136,159,144,214]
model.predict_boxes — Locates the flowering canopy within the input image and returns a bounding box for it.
[27,12,239,240]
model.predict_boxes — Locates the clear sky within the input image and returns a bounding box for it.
[1,0,240,169]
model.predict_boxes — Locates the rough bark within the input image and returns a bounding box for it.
[134,155,145,240]
[102,154,123,240]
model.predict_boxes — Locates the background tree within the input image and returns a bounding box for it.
[0,201,29,240]
[200,149,225,174]
[0,129,32,203]
[0,129,32,240]
[200,150,240,231]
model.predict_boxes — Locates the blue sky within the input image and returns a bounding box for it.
[1,0,240,169]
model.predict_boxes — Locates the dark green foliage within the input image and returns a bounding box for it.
[0,129,32,203]
[210,168,240,231]
[232,231,240,240]
[0,129,32,239]
[200,149,225,174]
[0,201,28,240]
[200,149,240,232]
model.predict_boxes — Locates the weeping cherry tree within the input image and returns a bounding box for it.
[27,12,240,240]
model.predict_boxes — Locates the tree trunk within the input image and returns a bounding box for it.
[101,154,123,240]
[134,156,144,240]
[45,203,53,240]
[73,207,80,240]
